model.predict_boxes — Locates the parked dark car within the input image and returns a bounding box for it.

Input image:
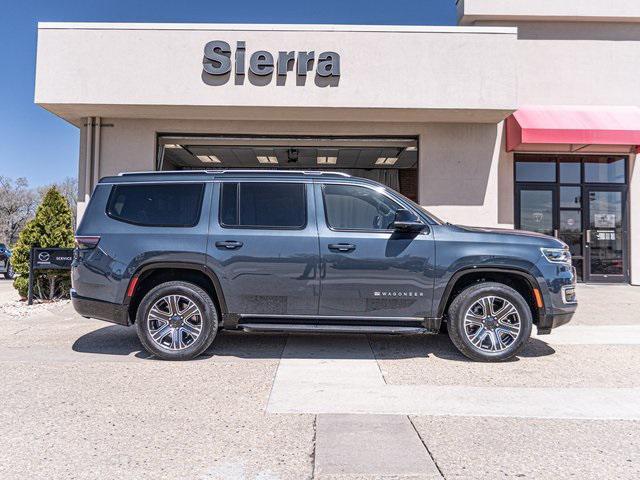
[72,170,577,361]
[0,243,14,279]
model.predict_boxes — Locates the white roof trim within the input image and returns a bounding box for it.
[37,22,517,35]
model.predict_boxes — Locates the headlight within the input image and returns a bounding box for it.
[541,247,572,264]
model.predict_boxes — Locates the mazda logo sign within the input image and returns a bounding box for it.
[38,252,50,262]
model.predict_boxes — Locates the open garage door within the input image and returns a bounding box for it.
[157,136,419,201]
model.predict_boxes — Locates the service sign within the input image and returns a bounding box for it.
[33,248,74,270]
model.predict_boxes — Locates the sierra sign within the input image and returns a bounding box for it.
[202,41,340,79]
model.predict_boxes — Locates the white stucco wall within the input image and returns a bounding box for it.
[35,23,516,120]
[472,20,640,107]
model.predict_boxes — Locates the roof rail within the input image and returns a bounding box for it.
[206,169,351,177]
[118,169,352,177]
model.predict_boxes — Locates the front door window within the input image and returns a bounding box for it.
[515,155,628,283]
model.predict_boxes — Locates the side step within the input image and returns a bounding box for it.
[238,323,432,335]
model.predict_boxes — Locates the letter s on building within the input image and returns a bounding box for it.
[203,41,232,75]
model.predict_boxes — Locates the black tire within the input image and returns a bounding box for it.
[447,282,532,362]
[4,262,14,280]
[135,281,218,360]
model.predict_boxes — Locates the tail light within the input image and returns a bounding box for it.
[75,235,101,249]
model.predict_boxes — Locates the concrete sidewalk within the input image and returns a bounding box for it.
[0,279,18,304]
[0,282,638,479]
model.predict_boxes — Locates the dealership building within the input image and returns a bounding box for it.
[34,0,640,284]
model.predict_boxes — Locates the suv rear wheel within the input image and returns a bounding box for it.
[135,281,218,360]
[447,282,532,362]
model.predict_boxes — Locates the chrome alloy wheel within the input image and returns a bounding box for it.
[463,296,521,353]
[146,295,203,351]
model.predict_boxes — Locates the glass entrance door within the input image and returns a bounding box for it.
[515,155,629,283]
[584,187,628,282]
[516,185,586,280]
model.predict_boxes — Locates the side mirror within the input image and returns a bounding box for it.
[392,209,426,232]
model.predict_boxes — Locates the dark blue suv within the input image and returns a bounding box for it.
[72,170,577,361]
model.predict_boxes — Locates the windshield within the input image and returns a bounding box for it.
[388,189,444,224]
[0,244,5,249]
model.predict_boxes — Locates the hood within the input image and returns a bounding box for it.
[454,225,566,247]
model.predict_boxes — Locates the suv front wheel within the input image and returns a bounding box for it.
[447,282,532,362]
[136,281,218,360]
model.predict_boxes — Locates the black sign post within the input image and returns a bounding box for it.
[27,247,74,305]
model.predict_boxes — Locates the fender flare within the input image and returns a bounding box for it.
[436,266,542,319]
[126,261,228,314]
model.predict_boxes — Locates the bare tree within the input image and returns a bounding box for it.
[0,177,38,246]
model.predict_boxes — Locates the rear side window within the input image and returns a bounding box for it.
[220,182,306,229]
[107,183,204,227]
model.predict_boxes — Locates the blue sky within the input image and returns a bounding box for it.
[0,1,456,186]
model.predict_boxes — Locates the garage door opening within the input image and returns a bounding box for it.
[157,136,419,201]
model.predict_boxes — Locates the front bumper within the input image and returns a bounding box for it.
[537,311,575,335]
[71,289,130,326]
[534,264,578,335]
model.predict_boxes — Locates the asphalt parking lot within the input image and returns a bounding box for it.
[0,280,639,480]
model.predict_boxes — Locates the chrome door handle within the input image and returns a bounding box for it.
[585,230,592,244]
[215,240,243,250]
[554,229,559,238]
[328,243,356,252]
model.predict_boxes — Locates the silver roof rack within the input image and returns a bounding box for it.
[119,169,351,177]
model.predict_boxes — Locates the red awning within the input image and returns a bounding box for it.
[506,106,640,152]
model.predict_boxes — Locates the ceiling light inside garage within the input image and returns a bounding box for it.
[317,156,337,164]
[375,157,398,165]
[257,156,278,164]
[164,144,182,149]
[197,155,221,163]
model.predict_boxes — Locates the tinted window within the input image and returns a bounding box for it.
[519,189,553,236]
[220,182,306,229]
[323,184,403,230]
[219,182,238,226]
[515,161,556,182]
[584,157,626,183]
[560,186,581,208]
[559,160,581,183]
[107,183,204,227]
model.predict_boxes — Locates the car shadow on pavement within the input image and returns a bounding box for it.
[72,325,556,362]
[71,325,153,359]
[369,333,556,363]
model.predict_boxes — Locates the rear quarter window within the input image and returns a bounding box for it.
[106,183,205,227]
[219,182,306,229]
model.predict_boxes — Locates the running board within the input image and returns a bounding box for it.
[238,323,433,335]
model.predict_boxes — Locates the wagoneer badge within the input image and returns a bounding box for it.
[374,291,424,297]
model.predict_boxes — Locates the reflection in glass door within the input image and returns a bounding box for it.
[585,188,627,282]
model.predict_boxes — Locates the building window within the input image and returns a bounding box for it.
[584,157,626,184]
[515,158,557,182]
